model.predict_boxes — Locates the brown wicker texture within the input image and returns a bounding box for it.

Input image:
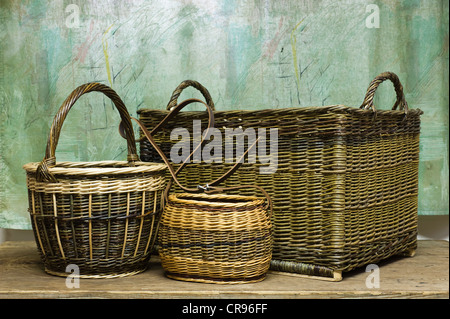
[138,72,423,280]
[158,193,272,284]
[23,83,167,278]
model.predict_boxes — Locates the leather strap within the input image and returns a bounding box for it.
[123,98,272,214]
[131,115,258,191]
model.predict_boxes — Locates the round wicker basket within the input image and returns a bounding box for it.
[23,83,167,278]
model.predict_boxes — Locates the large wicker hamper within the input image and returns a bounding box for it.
[137,72,422,280]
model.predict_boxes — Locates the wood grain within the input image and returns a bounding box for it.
[0,240,447,299]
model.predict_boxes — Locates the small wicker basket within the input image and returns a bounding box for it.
[158,192,272,284]
[23,83,167,278]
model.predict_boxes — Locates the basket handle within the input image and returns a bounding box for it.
[360,72,409,113]
[129,98,231,194]
[166,80,215,111]
[36,82,138,182]
[129,105,272,216]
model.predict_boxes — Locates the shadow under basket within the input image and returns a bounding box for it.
[158,193,273,284]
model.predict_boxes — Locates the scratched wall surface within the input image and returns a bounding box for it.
[0,0,448,229]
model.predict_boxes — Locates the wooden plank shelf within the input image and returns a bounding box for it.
[0,240,448,299]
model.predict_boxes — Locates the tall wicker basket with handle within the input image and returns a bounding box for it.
[138,72,423,281]
[23,83,167,278]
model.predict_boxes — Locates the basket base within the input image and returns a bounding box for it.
[398,248,416,257]
[270,245,417,282]
[270,259,342,281]
[165,271,267,284]
[269,269,343,282]
[44,267,147,279]
[38,252,153,279]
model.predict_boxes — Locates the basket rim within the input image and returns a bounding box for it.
[137,104,424,116]
[23,160,166,176]
[167,192,265,208]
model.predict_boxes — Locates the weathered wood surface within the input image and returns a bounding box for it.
[0,240,448,299]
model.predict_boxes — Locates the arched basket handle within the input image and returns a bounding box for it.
[360,72,409,113]
[166,80,215,111]
[36,82,138,182]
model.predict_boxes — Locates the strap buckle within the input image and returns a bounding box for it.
[197,184,211,192]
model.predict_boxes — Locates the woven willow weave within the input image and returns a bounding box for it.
[138,72,423,280]
[24,83,167,278]
[159,193,272,284]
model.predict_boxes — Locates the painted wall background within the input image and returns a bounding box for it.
[0,0,448,229]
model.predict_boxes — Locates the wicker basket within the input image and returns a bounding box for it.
[23,83,167,278]
[138,72,423,281]
[158,192,272,284]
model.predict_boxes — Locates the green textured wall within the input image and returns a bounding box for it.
[0,0,448,229]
